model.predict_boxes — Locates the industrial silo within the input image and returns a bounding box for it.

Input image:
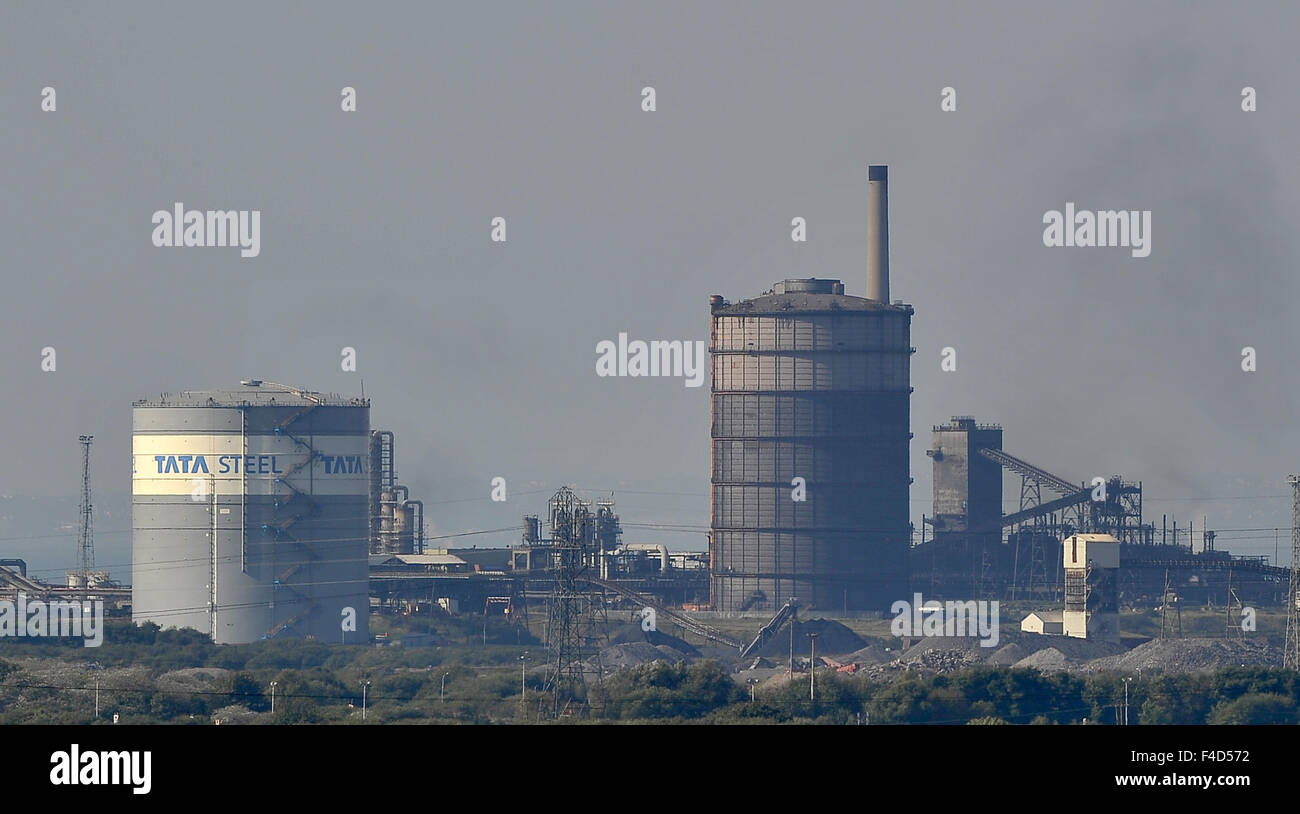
[929,416,1004,537]
[709,165,913,613]
[132,383,371,643]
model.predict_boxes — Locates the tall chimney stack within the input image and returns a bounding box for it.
[867,165,889,302]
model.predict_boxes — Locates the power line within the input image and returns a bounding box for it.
[20,526,522,578]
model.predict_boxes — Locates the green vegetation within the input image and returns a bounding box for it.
[0,618,1295,724]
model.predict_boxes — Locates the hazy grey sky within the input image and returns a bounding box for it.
[5,2,1299,575]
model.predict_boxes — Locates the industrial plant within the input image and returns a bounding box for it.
[1,166,1296,693]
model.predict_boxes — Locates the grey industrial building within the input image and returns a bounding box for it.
[132,384,371,643]
[928,417,1003,538]
[709,166,914,613]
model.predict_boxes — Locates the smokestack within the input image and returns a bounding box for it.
[867,165,889,302]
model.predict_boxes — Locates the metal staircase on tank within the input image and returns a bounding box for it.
[264,387,325,638]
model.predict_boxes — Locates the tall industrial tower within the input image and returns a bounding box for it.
[709,166,914,613]
[77,435,94,602]
[1285,475,1300,670]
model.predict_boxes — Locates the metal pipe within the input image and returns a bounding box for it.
[623,543,669,572]
[404,500,425,554]
[867,165,889,302]
[211,474,218,636]
[0,559,28,578]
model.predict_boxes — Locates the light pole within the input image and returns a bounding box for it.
[520,652,528,719]
[88,662,103,722]
[808,633,819,702]
[270,681,277,715]
[747,678,759,703]
[441,672,448,703]
[1122,677,1132,726]
[361,680,371,722]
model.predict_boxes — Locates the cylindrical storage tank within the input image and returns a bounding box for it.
[379,488,398,553]
[709,281,914,613]
[132,387,371,644]
[392,503,415,555]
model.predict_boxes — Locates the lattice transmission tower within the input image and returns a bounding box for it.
[77,435,94,602]
[540,486,608,718]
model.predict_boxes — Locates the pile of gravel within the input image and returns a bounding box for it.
[984,643,1026,666]
[914,649,982,671]
[1007,633,1126,664]
[899,636,986,663]
[1083,637,1280,674]
[753,618,865,658]
[840,644,895,666]
[606,623,700,656]
[1015,647,1068,671]
[589,641,694,672]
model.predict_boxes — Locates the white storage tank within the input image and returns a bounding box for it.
[132,384,371,643]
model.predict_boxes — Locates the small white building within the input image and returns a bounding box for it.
[1021,611,1063,635]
